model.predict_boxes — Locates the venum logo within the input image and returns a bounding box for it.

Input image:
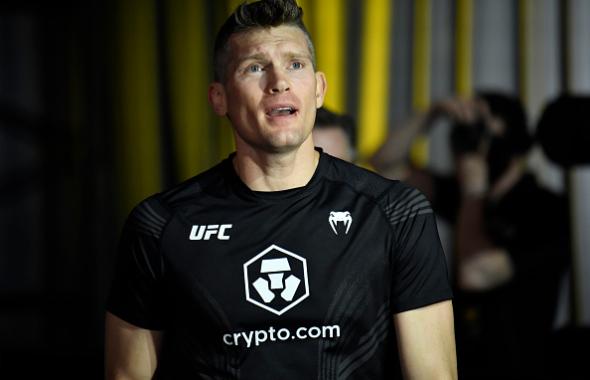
[243,245,309,316]
[328,211,352,235]
[189,224,232,241]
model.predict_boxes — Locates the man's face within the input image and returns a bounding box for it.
[210,25,326,154]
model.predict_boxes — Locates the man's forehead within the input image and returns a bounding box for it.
[228,25,311,58]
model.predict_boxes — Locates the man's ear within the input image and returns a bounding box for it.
[208,82,227,116]
[315,71,327,109]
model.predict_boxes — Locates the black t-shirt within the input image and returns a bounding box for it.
[107,151,452,379]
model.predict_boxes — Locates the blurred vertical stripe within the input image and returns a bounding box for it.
[358,0,392,161]
[518,0,528,103]
[568,0,590,93]
[213,1,239,160]
[568,0,590,327]
[521,0,560,123]
[165,0,214,182]
[455,0,473,96]
[114,0,162,215]
[312,0,346,112]
[412,0,431,112]
[298,0,313,40]
[519,0,564,194]
[410,0,432,169]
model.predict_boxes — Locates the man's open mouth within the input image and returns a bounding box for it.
[266,105,297,116]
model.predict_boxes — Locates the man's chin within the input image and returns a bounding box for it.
[237,129,313,155]
[264,132,310,152]
[262,143,303,155]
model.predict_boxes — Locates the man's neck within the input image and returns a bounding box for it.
[233,139,319,192]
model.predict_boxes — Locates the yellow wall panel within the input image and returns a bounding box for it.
[312,0,346,112]
[413,0,432,111]
[358,0,392,160]
[455,0,473,97]
[114,0,162,215]
[166,0,214,181]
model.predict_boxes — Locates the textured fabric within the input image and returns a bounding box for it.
[106,151,452,379]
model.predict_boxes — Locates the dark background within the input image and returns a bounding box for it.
[1,0,589,378]
[1,0,117,377]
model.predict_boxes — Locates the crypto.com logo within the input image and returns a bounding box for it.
[243,245,309,316]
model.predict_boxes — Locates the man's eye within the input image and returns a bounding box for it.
[246,64,263,73]
[290,61,304,70]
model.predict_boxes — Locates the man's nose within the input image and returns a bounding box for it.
[267,67,290,94]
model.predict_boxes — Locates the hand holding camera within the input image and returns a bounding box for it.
[427,97,496,197]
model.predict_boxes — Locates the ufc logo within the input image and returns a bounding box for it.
[189,224,232,241]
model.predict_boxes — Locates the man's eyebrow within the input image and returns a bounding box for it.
[235,51,312,65]
[235,53,268,66]
[284,52,312,61]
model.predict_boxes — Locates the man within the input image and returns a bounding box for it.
[312,106,356,162]
[105,0,457,378]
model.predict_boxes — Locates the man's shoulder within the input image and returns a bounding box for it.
[323,154,415,201]
[162,159,229,205]
[324,155,434,222]
[132,158,231,218]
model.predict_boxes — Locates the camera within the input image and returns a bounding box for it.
[450,119,489,155]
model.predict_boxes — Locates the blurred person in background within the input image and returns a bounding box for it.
[104,0,457,378]
[372,92,570,379]
[312,106,356,162]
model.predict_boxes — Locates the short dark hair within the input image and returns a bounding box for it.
[314,106,357,148]
[213,0,316,82]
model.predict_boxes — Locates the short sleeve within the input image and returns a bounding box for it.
[382,183,453,313]
[106,196,170,330]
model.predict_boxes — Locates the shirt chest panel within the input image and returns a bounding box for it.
[162,194,392,329]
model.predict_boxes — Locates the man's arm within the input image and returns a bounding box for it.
[393,300,457,380]
[105,312,163,380]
